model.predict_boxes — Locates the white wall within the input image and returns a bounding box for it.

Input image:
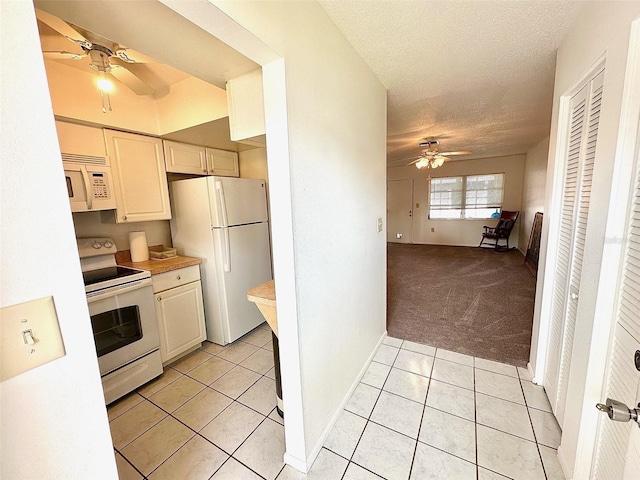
[239,147,268,180]
[529,3,640,477]
[0,2,117,478]
[45,59,160,133]
[164,0,388,469]
[72,213,172,251]
[518,137,549,253]
[388,154,525,247]
[155,76,228,135]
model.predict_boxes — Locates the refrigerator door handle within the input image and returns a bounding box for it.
[215,180,229,228]
[221,227,231,272]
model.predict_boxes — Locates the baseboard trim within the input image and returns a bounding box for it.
[283,452,307,473]
[527,361,541,385]
[299,331,387,472]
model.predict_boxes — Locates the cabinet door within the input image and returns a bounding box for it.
[104,129,171,223]
[206,148,239,177]
[226,69,265,142]
[154,280,206,363]
[163,140,207,175]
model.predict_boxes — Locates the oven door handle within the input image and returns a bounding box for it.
[86,278,152,303]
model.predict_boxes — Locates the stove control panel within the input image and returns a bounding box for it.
[77,237,118,258]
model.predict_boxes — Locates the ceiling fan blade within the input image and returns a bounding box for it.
[114,47,153,64]
[439,151,472,156]
[43,50,86,60]
[110,65,154,95]
[406,158,422,166]
[35,9,92,49]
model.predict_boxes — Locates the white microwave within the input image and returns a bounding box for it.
[63,154,117,212]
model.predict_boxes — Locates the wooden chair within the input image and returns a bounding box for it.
[479,210,519,251]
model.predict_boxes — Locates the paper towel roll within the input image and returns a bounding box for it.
[129,231,149,262]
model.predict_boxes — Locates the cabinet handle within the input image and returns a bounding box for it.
[177,275,181,280]
[122,215,127,221]
[202,168,207,173]
[157,297,161,301]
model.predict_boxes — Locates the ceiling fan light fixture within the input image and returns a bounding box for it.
[96,71,113,114]
[97,77,113,93]
[415,158,428,169]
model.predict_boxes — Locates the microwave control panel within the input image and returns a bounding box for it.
[90,173,110,199]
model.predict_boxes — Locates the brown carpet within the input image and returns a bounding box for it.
[387,243,536,367]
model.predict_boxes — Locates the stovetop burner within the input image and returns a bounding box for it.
[77,237,151,295]
[82,266,144,286]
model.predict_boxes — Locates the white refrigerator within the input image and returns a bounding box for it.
[170,176,272,345]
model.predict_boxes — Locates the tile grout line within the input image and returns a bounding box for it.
[114,448,147,479]
[216,337,282,480]
[406,344,437,479]
[518,367,550,480]
[474,355,480,480]
[225,416,273,480]
[339,345,398,480]
[117,337,278,480]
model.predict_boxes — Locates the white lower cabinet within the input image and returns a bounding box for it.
[152,266,206,364]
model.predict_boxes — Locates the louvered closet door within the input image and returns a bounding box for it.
[592,117,640,480]
[545,70,604,426]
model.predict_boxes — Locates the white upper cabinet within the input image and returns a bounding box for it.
[226,69,266,147]
[103,129,171,223]
[206,148,239,177]
[163,139,239,177]
[55,121,108,160]
[163,140,207,175]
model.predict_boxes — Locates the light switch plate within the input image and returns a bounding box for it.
[1,296,66,381]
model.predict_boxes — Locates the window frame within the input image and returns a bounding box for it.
[428,172,505,220]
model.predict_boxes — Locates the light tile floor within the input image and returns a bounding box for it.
[111,331,565,480]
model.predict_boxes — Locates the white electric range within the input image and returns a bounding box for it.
[78,237,162,404]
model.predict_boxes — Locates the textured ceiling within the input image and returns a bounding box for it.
[319,0,583,165]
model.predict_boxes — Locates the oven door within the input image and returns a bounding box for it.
[87,280,159,376]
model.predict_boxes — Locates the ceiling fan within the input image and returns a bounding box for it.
[36,9,154,96]
[405,139,471,170]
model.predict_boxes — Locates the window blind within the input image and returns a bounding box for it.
[429,177,463,219]
[428,173,504,219]
[464,174,504,219]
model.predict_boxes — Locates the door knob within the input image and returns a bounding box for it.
[596,398,640,427]
[570,292,578,300]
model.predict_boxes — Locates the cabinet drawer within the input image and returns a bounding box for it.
[152,265,200,293]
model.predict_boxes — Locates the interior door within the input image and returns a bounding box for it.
[591,115,640,480]
[387,179,413,243]
[545,70,604,425]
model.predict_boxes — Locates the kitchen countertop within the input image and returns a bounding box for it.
[247,280,277,336]
[116,249,202,275]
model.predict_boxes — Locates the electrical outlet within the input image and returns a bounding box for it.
[396,233,403,239]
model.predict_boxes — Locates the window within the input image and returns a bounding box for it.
[429,173,504,219]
